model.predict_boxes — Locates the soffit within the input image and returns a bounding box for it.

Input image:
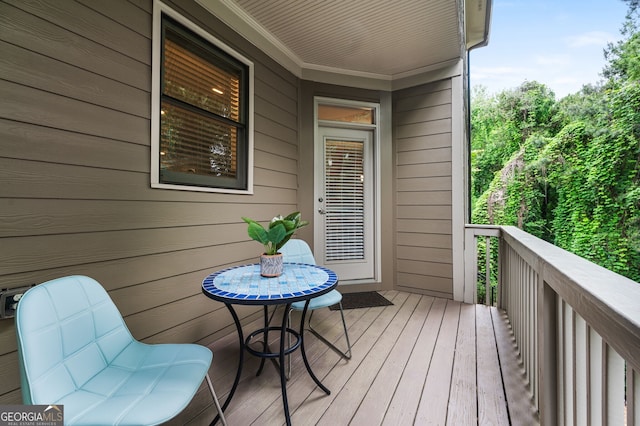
[198,0,470,83]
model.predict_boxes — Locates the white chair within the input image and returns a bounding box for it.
[279,239,352,376]
[15,275,227,425]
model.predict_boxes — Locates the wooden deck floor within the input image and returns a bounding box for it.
[179,291,539,425]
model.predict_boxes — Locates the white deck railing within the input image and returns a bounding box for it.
[465,224,640,425]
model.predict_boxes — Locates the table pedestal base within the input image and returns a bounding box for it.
[213,302,330,426]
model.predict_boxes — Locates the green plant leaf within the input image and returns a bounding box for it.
[246,222,269,244]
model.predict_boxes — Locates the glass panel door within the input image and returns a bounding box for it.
[316,127,374,281]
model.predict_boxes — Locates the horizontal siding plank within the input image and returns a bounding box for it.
[397,147,452,165]
[0,241,259,292]
[0,3,149,90]
[255,96,297,130]
[254,149,297,174]
[254,132,298,160]
[395,103,452,125]
[254,113,297,143]
[395,79,452,98]
[0,41,149,118]
[0,352,20,397]
[0,158,296,203]
[397,133,452,151]
[397,273,453,295]
[254,62,298,101]
[397,176,452,192]
[397,246,453,263]
[1,81,148,145]
[397,161,452,178]
[396,118,451,139]
[76,0,152,38]
[397,259,453,278]
[396,232,452,248]
[397,219,452,234]
[124,293,225,340]
[110,270,224,316]
[394,88,452,111]
[396,190,451,206]
[0,199,259,237]
[0,119,148,172]
[6,0,150,64]
[253,168,297,190]
[254,78,297,115]
[0,224,247,276]
[0,323,18,357]
[397,205,452,220]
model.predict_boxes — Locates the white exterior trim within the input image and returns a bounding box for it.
[151,0,254,194]
[313,97,382,284]
[451,75,466,301]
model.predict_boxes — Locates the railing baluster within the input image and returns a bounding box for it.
[605,345,625,425]
[485,235,491,306]
[629,366,639,426]
[464,224,639,426]
[591,330,603,425]
[575,315,587,425]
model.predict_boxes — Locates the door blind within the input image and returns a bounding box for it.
[325,139,365,261]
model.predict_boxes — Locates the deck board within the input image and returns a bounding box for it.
[181,291,539,425]
[447,303,478,425]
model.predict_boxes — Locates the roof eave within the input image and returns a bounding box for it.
[465,0,493,50]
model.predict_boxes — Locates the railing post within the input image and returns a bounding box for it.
[538,280,557,425]
[464,227,477,304]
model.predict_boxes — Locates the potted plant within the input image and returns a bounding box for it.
[242,211,309,277]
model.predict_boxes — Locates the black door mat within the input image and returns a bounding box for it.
[329,291,393,310]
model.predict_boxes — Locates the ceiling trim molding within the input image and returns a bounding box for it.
[196,0,304,76]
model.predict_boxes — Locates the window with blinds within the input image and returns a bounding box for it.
[158,15,249,190]
[325,139,366,261]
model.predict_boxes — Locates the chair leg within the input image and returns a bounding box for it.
[307,303,352,360]
[205,374,227,426]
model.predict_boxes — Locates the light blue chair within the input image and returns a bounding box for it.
[15,275,226,426]
[280,239,352,376]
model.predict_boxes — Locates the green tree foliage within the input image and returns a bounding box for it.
[471,0,640,282]
[471,81,558,205]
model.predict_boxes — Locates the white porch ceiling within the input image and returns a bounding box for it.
[197,0,490,88]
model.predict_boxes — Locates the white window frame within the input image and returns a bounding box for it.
[151,0,254,194]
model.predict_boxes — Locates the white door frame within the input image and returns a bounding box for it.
[313,96,381,284]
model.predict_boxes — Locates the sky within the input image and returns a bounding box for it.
[470,0,630,99]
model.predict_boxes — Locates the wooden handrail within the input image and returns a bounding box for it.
[500,225,640,373]
[465,224,640,425]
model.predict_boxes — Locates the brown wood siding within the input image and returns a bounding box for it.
[0,0,299,408]
[394,80,454,298]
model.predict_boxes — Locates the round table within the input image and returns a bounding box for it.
[202,263,338,426]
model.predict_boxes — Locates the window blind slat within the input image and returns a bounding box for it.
[324,139,366,261]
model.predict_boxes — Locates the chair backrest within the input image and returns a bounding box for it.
[15,275,135,405]
[280,239,316,265]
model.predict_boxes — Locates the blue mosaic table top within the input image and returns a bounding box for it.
[202,263,338,305]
